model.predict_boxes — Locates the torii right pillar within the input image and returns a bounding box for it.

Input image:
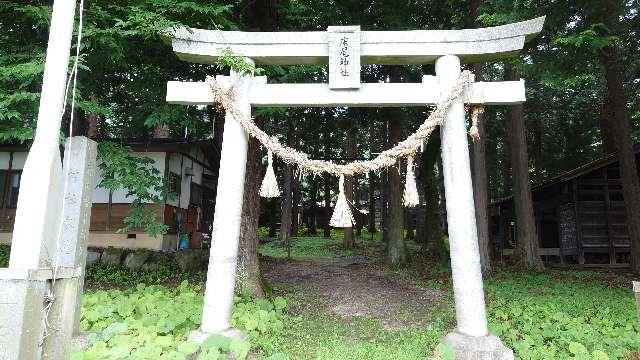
[437,54,513,359]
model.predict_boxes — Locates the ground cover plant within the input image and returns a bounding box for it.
[0,236,640,360]
[0,244,9,267]
[84,256,205,288]
[258,237,640,359]
[485,271,640,359]
[5,237,639,359]
[258,232,380,261]
[74,280,289,360]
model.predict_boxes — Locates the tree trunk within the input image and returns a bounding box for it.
[291,171,300,237]
[507,67,544,271]
[386,117,407,266]
[419,132,446,258]
[601,45,640,273]
[343,125,357,249]
[236,119,265,297]
[309,177,318,235]
[368,172,377,234]
[381,118,390,249]
[268,198,277,237]
[323,125,332,238]
[280,164,293,256]
[210,107,225,205]
[437,157,448,235]
[468,0,491,275]
[355,182,363,238]
[86,94,100,138]
[405,210,415,240]
[599,100,617,155]
[239,0,281,288]
[368,120,377,234]
[470,65,492,275]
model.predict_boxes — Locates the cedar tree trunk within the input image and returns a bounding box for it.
[237,120,265,297]
[343,125,357,249]
[386,117,407,266]
[506,67,544,271]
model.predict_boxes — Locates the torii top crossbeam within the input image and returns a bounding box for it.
[170,17,544,65]
[167,17,544,105]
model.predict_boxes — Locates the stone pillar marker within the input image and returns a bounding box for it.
[57,137,98,335]
[44,137,98,359]
[189,62,254,342]
[437,54,513,359]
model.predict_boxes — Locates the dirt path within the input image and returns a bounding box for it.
[262,256,447,330]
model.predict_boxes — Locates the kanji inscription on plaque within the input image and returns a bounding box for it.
[328,26,361,89]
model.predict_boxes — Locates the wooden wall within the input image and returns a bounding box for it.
[570,165,630,265]
[0,209,15,232]
[493,160,632,267]
[89,203,164,233]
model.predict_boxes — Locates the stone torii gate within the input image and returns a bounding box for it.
[167,17,544,359]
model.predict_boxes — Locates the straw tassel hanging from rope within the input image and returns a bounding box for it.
[468,105,485,142]
[330,175,355,227]
[259,150,281,197]
[403,154,420,207]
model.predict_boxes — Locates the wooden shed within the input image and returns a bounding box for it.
[491,146,640,267]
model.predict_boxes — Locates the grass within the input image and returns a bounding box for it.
[252,269,640,360]
[4,236,640,359]
[73,268,640,359]
[252,291,449,360]
[484,270,640,359]
[258,232,381,261]
[0,244,9,267]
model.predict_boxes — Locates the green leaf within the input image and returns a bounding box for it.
[568,341,587,355]
[177,341,200,355]
[229,338,251,360]
[201,334,231,352]
[592,350,609,360]
[434,343,454,360]
[265,353,289,360]
[273,296,287,311]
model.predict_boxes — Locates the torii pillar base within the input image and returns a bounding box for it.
[442,332,514,360]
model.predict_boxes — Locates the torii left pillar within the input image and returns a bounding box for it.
[189,63,254,342]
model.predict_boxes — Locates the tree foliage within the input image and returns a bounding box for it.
[1,0,639,243]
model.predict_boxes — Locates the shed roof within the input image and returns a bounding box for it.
[491,144,640,206]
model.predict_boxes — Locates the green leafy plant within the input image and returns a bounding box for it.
[485,271,640,359]
[0,244,9,267]
[85,257,192,286]
[75,281,288,359]
[259,235,355,261]
[97,141,173,237]
[215,48,263,76]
